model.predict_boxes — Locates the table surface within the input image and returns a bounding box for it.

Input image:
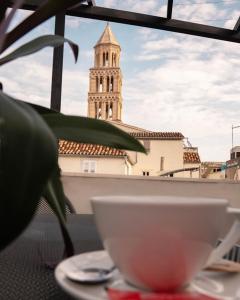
[0,214,103,300]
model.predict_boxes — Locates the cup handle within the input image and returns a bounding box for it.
[205,207,240,267]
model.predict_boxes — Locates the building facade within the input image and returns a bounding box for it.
[225,146,240,180]
[59,24,201,178]
[59,140,132,176]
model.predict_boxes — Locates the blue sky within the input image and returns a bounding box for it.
[0,0,240,162]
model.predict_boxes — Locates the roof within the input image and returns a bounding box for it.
[184,152,201,164]
[130,132,184,140]
[201,161,224,166]
[95,23,120,47]
[59,140,126,157]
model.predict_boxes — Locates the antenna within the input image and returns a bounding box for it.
[185,137,192,147]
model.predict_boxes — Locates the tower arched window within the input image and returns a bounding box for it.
[105,102,109,119]
[110,76,114,92]
[109,102,113,119]
[112,53,117,67]
[103,52,106,67]
[106,52,109,66]
[98,102,102,119]
[94,102,98,118]
[96,77,99,92]
[99,77,103,92]
[107,76,110,92]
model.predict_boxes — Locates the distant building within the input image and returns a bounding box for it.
[59,140,132,175]
[225,146,240,180]
[200,161,225,180]
[182,147,201,178]
[59,24,201,177]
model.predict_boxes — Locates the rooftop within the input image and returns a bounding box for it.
[130,132,184,140]
[59,140,126,157]
[184,152,201,164]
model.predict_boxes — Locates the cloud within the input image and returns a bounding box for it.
[2,1,239,163]
[0,48,88,116]
[121,29,240,161]
[101,0,161,14]
[66,16,96,29]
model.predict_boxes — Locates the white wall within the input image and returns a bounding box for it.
[179,163,200,178]
[63,174,240,213]
[59,156,129,175]
[128,140,184,176]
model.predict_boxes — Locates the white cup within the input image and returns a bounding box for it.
[91,196,240,292]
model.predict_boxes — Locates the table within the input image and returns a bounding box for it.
[0,214,103,299]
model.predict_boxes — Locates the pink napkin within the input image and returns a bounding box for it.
[107,288,218,300]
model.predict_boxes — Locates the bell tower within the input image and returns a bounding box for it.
[88,23,122,121]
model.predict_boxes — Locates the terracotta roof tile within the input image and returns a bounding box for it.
[59,140,126,157]
[130,132,184,140]
[184,152,201,164]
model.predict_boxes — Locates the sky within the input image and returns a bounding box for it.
[0,0,240,162]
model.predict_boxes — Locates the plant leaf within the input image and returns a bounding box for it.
[42,170,74,257]
[10,99,146,153]
[0,34,78,65]
[43,114,147,153]
[44,166,67,220]
[1,0,86,53]
[0,91,57,251]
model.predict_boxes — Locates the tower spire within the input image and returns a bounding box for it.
[95,23,120,48]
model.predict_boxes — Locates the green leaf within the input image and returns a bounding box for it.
[42,170,74,257]
[43,114,147,153]
[1,0,86,53]
[10,99,146,153]
[0,35,78,66]
[44,166,67,220]
[0,91,58,251]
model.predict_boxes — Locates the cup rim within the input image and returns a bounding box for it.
[91,195,228,206]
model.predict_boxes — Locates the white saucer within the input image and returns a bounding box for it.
[55,250,240,300]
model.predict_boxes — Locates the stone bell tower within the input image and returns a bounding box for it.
[88,23,122,121]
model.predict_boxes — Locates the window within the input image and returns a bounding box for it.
[142,171,149,176]
[160,156,164,171]
[82,161,96,173]
[109,102,113,119]
[110,76,114,92]
[96,77,99,92]
[103,52,106,66]
[112,53,117,66]
[107,76,110,92]
[237,152,240,158]
[99,77,103,92]
[106,52,109,66]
